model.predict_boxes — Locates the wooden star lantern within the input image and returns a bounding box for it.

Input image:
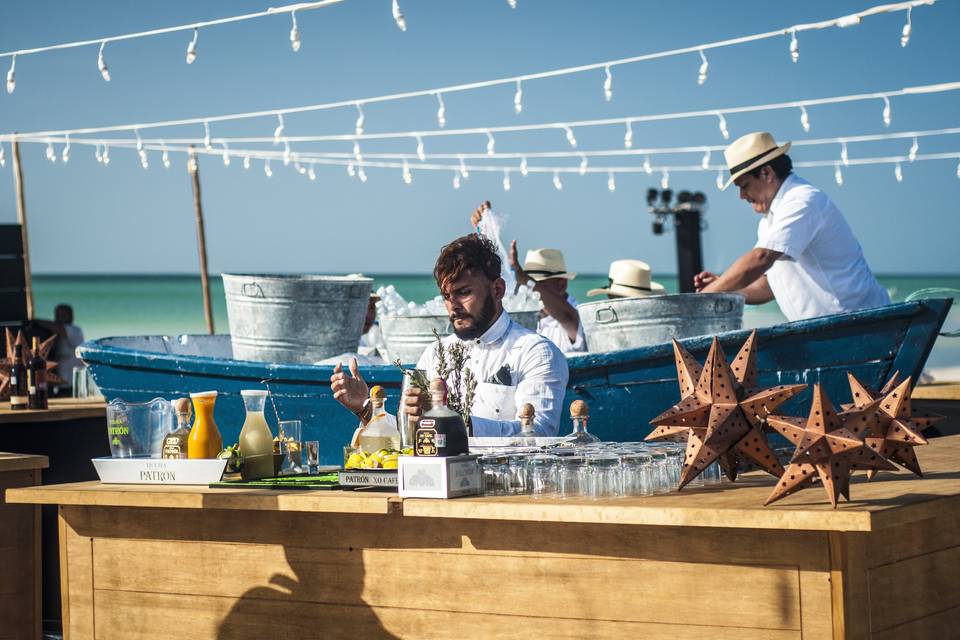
[846,372,944,478]
[0,328,64,401]
[646,332,806,488]
[765,384,896,508]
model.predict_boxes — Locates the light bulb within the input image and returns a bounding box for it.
[295,159,306,175]
[308,163,316,181]
[242,155,250,170]
[102,145,110,165]
[553,170,563,190]
[139,148,149,170]
[392,0,407,32]
[840,141,848,166]
[834,162,843,186]
[717,113,729,140]
[290,11,301,52]
[452,172,461,189]
[347,161,355,177]
[800,106,810,133]
[0,144,5,167]
[415,135,425,161]
[61,135,70,163]
[203,121,211,150]
[908,137,919,162]
[402,159,412,184]
[162,144,171,169]
[264,159,273,177]
[894,162,903,182]
[579,154,588,176]
[273,114,285,144]
[135,129,144,152]
[436,93,446,128]
[95,143,102,164]
[98,41,110,82]
[458,155,469,178]
[701,149,711,169]
[5,55,15,94]
[486,131,496,156]
[901,7,912,47]
[789,30,799,63]
[882,96,892,128]
[502,170,511,191]
[603,65,613,102]
[45,141,56,163]
[507,0,517,8]
[661,169,670,190]
[221,142,230,167]
[643,156,652,174]
[716,168,724,190]
[520,156,528,176]
[353,141,362,162]
[956,159,960,179]
[186,28,198,64]
[624,121,633,149]
[697,50,709,85]
[354,103,365,136]
[562,125,577,149]
[514,80,523,114]
[607,171,616,192]
[283,140,291,166]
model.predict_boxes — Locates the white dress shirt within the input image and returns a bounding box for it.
[415,310,569,437]
[756,173,889,322]
[537,295,587,354]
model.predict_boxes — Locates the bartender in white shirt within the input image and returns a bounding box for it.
[695,132,889,321]
[470,202,587,354]
[331,233,569,436]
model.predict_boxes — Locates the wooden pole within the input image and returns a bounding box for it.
[11,139,34,320]
[188,147,215,335]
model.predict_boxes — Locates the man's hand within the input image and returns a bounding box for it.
[509,239,530,287]
[402,387,428,420]
[694,270,719,292]
[470,201,492,228]
[330,358,369,413]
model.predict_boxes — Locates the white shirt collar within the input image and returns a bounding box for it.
[769,173,798,213]
[476,309,511,345]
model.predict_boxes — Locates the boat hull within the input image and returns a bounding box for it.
[79,300,951,465]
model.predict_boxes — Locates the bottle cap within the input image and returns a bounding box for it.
[370,385,387,400]
[429,377,447,394]
[570,399,589,418]
[518,403,535,421]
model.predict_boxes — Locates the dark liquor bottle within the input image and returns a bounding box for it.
[10,343,28,410]
[415,377,469,457]
[28,337,48,410]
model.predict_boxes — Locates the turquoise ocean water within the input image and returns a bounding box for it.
[30,274,960,372]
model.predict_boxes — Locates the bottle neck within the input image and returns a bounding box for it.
[370,399,385,416]
[520,418,534,434]
[430,390,448,408]
[572,417,588,434]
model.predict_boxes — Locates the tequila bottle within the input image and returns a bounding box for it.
[518,403,537,446]
[415,378,469,457]
[565,399,599,444]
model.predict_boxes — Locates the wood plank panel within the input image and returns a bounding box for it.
[868,545,960,633]
[92,590,802,640]
[61,506,95,640]
[871,605,960,640]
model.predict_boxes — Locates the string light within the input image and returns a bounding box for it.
[415,135,425,161]
[661,169,670,189]
[136,131,149,169]
[882,96,892,127]
[716,168,725,190]
[162,142,171,169]
[97,41,110,82]
[221,141,231,166]
[520,155,528,176]
[789,29,799,63]
[294,157,306,175]
[624,121,633,149]
[436,93,446,128]
[697,50,709,85]
[839,141,849,165]
[102,144,110,165]
[392,0,407,32]
[203,120,211,150]
[95,143,103,163]
[607,170,616,191]
[273,114,285,144]
[908,136,919,161]
[0,144,6,167]
[347,161,355,176]
[45,140,56,163]
[514,80,523,114]
[264,158,273,177]
[507,0,517,8]
[307,162,316,181]
[452,171,461,189]
[834,161,843,185]
[283,139,292,165]
[458,155,469,178]
[354,103,365,136]
[800,105,811,132]
[701,149,711,169]
[603,65,613,102]
[717,113,729,139]
[502,170,511,191]
[402,158,412,184]
[353,140,362,162]
[579,154,588,175]
[643,156,652,174]
[242,154,250,169]
[289,11,301,52]
[186,28,198,64]
[562,125,577,148]
[486,130,496,156]
[836,14,862,28]
[552,170,563,190]
[956,159,960,179]
[901,7,912,47]
[894,162,903,181]
[5,55,14,94]
[61,135,70,163]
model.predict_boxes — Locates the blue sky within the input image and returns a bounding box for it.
[1,0,958,276]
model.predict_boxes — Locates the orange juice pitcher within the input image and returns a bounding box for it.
[188,391,223,459]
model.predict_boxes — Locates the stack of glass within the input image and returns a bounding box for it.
[476,441,723,499]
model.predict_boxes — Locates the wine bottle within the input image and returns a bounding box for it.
[28,337,48,410]
[10,343,28,410]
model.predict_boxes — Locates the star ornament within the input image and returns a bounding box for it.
[646,332,806,489]
[847,372,944,478]
[765,384,896,508]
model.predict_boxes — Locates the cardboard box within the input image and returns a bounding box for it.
[398,454,482,499]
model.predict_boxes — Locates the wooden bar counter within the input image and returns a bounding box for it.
[8,435,960,640]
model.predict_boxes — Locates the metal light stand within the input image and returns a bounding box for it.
[646,189,707,294]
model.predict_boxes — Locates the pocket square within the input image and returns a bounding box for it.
[486,364,512,386]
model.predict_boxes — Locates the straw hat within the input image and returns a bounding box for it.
[523,248,576,281]
[587,260,666,298]
[721,132,791,191]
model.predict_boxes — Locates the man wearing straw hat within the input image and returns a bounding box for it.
[586,259,666,299]
[695,131,889,322]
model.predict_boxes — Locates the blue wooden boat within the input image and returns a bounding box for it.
[79,299,951,465]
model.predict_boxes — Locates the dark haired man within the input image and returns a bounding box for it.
[695,131,888,321]
[331,234,569,436]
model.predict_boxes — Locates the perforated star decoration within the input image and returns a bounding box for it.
[0,329,64,401]
[646,332,807,488]
[846,372,944,479]
[765,384,896,508]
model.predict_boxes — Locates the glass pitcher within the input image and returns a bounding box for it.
[105,398,173,458]
[188,391,223,459]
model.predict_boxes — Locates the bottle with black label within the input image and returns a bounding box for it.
[28,337,48,410]
[415,377,469,457]
[10,343,28,411]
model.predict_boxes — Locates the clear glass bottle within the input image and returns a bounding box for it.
[358,385,401,453]
[162,397,192,459]
[565,399,600,444]
[415,378,469,457]
[238,390,274,478]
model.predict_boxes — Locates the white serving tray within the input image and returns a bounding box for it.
[92,456,228,485]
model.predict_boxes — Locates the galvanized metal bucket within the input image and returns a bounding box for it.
[222,273,373,363]
[578,293,745,353]
[380,309,541,364]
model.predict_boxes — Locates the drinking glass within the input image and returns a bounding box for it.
[278,420,302,473]
[479,454,511,496]
[527,454,559,498]
[305,440,320,474]
[586,454,622,498]
[72,366,88,399]
[702,461,723,484]
[557,455,586,498]
[620,452,653,497]
[506,453,532,495]
[647,450,672,493]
